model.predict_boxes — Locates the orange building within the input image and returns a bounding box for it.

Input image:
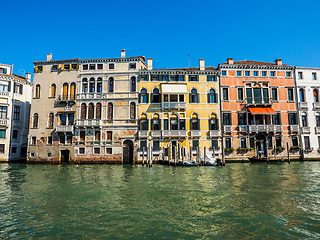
[219,58,300,161]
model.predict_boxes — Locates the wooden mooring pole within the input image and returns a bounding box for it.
[287,142,290,164]
[142,147,145,166]
[204,147,206,165]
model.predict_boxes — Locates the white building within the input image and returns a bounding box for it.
[0,63,32,162]
[296,67,320,159]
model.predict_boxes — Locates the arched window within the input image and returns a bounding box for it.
[191,113,199,130]
[48,113,54,128]
[152,88,160,103]
[130,102,136,119]
[88,103,94,119]
[140,88,148,103]
[301,112,308,127]
[50,84,56,98]
[209,113,218,130]
[80,103,86,119]
[208,88,216,103]
[170,114,178,130]
[62,83,68,100]
[140,114,148,130]
[131,76,136,92]
[33,113,39,128]
[313,89,319,102]
[152,114,160,130]
[82,78,88,93]
[89,78,95,93]
[190,89,198,103]
[108,77,114,92]
[97,78,102,93]
[35,84,41,98]
[96,103,101,119]
[70,83,76,100]
[107,103,113,120]
[299,88,305,102]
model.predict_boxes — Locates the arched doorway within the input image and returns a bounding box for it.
[123,140,134,164]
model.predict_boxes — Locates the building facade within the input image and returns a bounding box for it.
[296,67,320,159]
[0,63,32,162]
[137,59,220,162]
[219,59,300,161]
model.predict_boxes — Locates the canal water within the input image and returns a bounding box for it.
[0,163,319,239]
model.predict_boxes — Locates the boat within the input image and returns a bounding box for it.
[200,155,218,166]
[176,159,199,166]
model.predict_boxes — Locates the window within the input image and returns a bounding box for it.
[271,88,278,101]
[207,76,215,82]
[240,138,246,148]
[89,78,95,93]
[0,130,5,138]
[179,118,185,130]
[95,130,100,141]
[33,113,39,128]
[270,71,275,77]
[83,65,88,70]
[304,136,310,150]
[129,63,136,69]
[225,138,231,149]
[178,76,184,81]
[192,140,199,150]
[96,78,102,93]
[14,83,23,94]
[262,71,267,77]
[70,83,76,100]
[52,65,58,71]
[64,64,70,70]
[107,103,113,120]
[88,103,94,119]
[35,84,40,98]
[267,137,272,148]
[298,72,303,79]
[130,102,136,119]
[106,148,112,154]
[299,88,305,102]
[222,71,226,76]
[59,135,65,144]
[49,84,56,98]
[82,78,88,93]
[79,148,85,154]
[171,114,179,130]
[94,148,100,154]
[208,89,217,103]
[0,84,9,92]
[152,114,160,130]
[13,107,20,120]
[189,76,198,82]
[48,113,54,128]
[276,137,281,147]
[152,76,158,81]
[163,76,169,81]
[245,71,250,76]
[209,113,218,130]
[152,88,160,103]
[313,89,319,102]
[131,76,136,92]
[316,115,320,127]
[62,83,68,100]
[108,77,114,92]
[238,113,246,125]
[60,114,67,126]
[273,113,281,125]
[153,140,160,150]
[80,104,86,119]
[47,152,51,157]
[312,72,317,80]
[107,131,112,141]
[211,140,218,150]
[236,71,241,76]
[190,89,198,103]
[288,113,297,125]
[292,136,298,147]
[287,88,294,101]
[253,71,258,76]
[249,137,255,149]
[31,136,36,145]
[237,88,244,101]
[80,131,85,141]
[140,114,148,130]
[223,113,232,125]
[89,64,95,70]
[301,113,308,127]
[0,144,4,153]
[0,106,7,119]
[222,88,229,101]
[71,64,78,70]
[35,66,42,72]
[47,136,52,145]
[140,88,148,103]
[286,72,291,77]
[318,136,320,149]
[97,64,103,70]
[96,103,102,119]
[109,63,115,70]
[140,141,147,149]
[11,147,17,154]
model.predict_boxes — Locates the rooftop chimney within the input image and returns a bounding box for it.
[199,59,205,70]
[147,58,153,70]
[26,73,31,82]
[121,49,126,58]
[227,58,234,64]
[47,53,52,61]
[275,59,282,65]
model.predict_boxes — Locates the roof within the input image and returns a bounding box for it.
[0,73,26,81]
[158,66,217,70]
[221,60,288,66]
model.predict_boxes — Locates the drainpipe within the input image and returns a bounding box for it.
[218,68,225,164]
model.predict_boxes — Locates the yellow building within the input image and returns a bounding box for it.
[137,58,220,162]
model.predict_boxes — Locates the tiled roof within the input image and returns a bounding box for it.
[155,67,217,70]
[221,60,287,66]
[129,56,146,61]
[0,73,26,81]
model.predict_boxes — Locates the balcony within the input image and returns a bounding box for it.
[138,131,149,138]
[224,125,232,133]
[0,91,9,97]
[299,102,308,109]
[245,97,272,106]
[56,125,74,133]
[76,119,101,127]
[275,125,282,132]
[77,93,103,100]
[301,126,311,134]
[249,125,275,133]
[161,102,186,110]
[162,130,187,138]
[315,127,320,134]
[313,102,320,110]
[151,130,161,138]
[190,130,201,137]
[0,119,8,127]
[209,130,220,137]
[290,125,299,133]
[238,125,247,132]
[55,95,76,105]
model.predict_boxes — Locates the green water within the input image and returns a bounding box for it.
[0,163,319,239]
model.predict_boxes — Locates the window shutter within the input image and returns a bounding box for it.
[146,93,149,104]
[61,64,64,70]
[207,93,210,103]
[151,119,153,130]
[197,93,200,103]
[189,93,192,103]
[208,119,211,130]
[138,93,141,103]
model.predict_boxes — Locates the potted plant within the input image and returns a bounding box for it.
[237,147,248,153]
[224,148,235,154]
[275,146,285,152]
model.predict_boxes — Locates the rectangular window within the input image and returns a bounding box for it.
[238,113,246,125]
[267,137,272,148]
[79,148,85,154]
[237,88,244,100]
[292,136,298,147]
[286,72,291,77]
[107,131,112,141]
[211,139,219,149]
[97,64,103,70]
[312,72,317,80]
[287,88,294,101]
[95,130,100,141]
[223,113,232,125]
[153,140,160,150]
[178,76,184,81]
[140,140,147,149]
[249,137,255,149]
[245,71,250,76]
[253,71,258,76]
[271,88,278,101]
[59,135,65,144]
[304,136,310,150]
[47,152,51,157]
[13,107,20,120]
[108,63,115,70]
[0,144,4,153]
[179,119,186,130]
[106,148,112,154]
[71,64,77,70]
[82,64,88,70]
[163,76,168,81]
[89,64,95,70]
[66,135,72,144]
[288,113,297,125]
[273,113,281,125]
[276,137,281,147]
[222,71,226,76]
[52,65,58,71]
[262,71,267,77]
[223,88,229,101]
[80,131,85,141]
[318,136,320,149]
[11,147,17,154]
[189,76,198,82]
[270,71,275,77]
[192,140,199,149]
[47,136,52,145]
[164,119,168,130]
[225,138,231,149]
[298,72,303,79]
[64,64,70,70]
[0,129,5,138]
[129,63,136,69]
[12,130,18,139]
[240,138,246,148]
[94,148,100,154]
[207,76,215,82]
[316,116,320,127]
[236,71,241,76]
[31,136,36,145]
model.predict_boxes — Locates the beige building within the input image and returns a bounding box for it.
[0,63,32,162]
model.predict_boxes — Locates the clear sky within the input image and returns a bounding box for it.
[1,0,320,77]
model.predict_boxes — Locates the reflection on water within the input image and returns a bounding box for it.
[0,163,320,239]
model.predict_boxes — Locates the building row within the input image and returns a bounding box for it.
[1,50,320,163]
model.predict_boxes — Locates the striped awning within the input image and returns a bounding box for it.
[248,107,277,115]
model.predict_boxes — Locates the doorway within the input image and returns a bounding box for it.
[123,140,134,164]
[60,150,70,163]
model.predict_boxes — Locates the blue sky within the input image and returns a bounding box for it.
[1,0,320,77]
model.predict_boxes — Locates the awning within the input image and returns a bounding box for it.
[248,107,277,115]
[161,84,187,94]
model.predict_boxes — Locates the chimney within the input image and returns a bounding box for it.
[275,59,282,65]
[199,59,205,70]
[147,58,153,70]
[26,73,31,82]
[121,49,126,58]
[227,58,234,64]
[47,53,52,61]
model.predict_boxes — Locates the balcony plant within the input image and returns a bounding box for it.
[275,146,285,152]
[290,146,301,151]
[236,147,248,153]
[224,148,235,154]
[249,147,255,151]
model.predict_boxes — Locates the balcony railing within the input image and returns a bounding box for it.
[138,131,148,138]
[190,130,201,137]
[77,93,103,99]
[249,125,275,133]
[245,97,272,106]
[224,125,232,133]
[315,127,320,134]
[162,130,187,138]
[151,130,161,138]
[290,125,299,133]
[76,119,101,126]
[299,102,308,109]
[238,125,247,132]
[301,126,311,134]
[209,130,220,137]
[56,125,74,132]
[161,102,186,110]
[275,125,282,132]
[313,102,320,110]
[56,95,76,104]
[0,91,9,96]
[0,119,8,127]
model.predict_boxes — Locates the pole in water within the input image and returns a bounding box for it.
[287,142,290,164]
[204,147,206,165]
[149,144,153,167]
[274,144,276,162]
[142,147,145,166]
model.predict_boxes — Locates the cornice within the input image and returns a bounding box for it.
[140,69,218,75]
[80,57,145,64]
[0,75,32,86]
[218,64,294,70]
